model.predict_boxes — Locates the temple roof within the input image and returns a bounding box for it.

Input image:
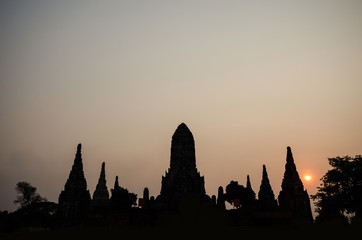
[172,123,193,139]
[170,123,196,169]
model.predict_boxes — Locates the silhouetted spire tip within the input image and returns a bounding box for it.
[114,176,119,189]
[101,162,105,173]
[262,165,269,179]
[177,122,189,130]
[74,143,82,162]
[246,175,252,189]
[173,123,193,138]
[286,146,294,163]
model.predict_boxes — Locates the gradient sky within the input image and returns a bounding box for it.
[1,1,361,214]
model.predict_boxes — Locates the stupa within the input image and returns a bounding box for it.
[278,147,313,220]
[258,165,277,209]
[58,144,91,221]
[157,123,210,208]
[91,162,109,210]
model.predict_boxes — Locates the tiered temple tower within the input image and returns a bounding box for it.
[258,165,277,209]
[278,147,313,220]
[58,144,91,221]
[157,123,209,208]
[91,162,109,210]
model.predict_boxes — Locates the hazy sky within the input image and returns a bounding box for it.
[1,1,361,213]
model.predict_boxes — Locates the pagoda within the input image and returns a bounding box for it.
[278,147,313,220]
[91,162,109,210]
[58,144,91,221]
[157,123,210,208]
[258,165,277,209]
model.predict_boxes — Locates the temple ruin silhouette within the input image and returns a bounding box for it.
[58,123,313,225]
[156,123,211,209]
[58,144,91,222]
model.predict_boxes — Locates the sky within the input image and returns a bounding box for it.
[0,0,361,214]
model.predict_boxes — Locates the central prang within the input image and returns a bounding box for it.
[157,123,210,208]
[170,123,196,169]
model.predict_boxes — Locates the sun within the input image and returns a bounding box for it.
[304,175,311,181]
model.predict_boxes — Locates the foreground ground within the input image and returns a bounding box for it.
[1,219,362,240]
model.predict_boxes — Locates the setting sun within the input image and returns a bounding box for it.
[305,175,311,181]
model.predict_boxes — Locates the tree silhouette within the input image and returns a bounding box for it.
[14,182,46,208]
[312,155,362,221]
[225,181,256,209]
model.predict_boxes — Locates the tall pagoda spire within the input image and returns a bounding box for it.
[58,143,91,221]
[278,146,313,220]
[170,123,196,169]
[158,123,209,208]
[258,165,277,209]
[246,175,252,190]
[114,176,119,190]
[245,175,256,207]
[281,146,303,193]
[92,162,109,209]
